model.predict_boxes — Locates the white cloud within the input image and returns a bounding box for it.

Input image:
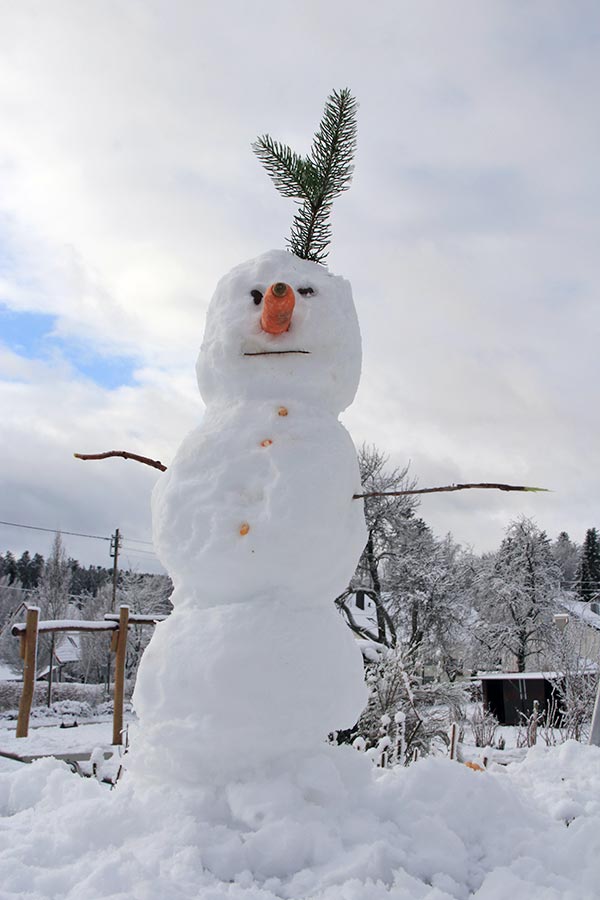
[0,346,200,569]
[0,0,599,562]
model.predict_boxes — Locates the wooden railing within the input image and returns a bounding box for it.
[11,606,166,744]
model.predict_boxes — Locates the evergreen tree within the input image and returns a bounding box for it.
[577,528,600,601]
[0,552,18,584]
[16,550,44,589]
[552,532,579,592]
[253,88,358,264]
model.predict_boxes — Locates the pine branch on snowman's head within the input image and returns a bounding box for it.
[252,88,358,265]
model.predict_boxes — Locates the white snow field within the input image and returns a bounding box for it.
[0,741,599,899]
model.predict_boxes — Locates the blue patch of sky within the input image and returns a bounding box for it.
[0,306,137,389]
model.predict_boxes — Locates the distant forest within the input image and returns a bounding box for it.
[0,549,144,596]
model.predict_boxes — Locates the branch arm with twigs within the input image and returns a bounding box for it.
[74,451,167,472]
[354,483,549,499]
[73,452,548,500]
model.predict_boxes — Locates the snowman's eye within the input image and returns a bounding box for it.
[250,289,263,305]
[298,287,315,297]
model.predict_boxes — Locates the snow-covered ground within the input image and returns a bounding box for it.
[0,715,126,761]
[0,663,17,681]
[0,737,598,899]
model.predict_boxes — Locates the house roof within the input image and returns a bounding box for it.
[474,667,597,681]
[474,671,562,681]
[557,596,600,632]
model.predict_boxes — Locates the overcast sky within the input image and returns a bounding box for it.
[0,1,599,572]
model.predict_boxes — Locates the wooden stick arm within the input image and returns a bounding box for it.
[74,451,547,498]
[353,483,549,499]
[74,451,166,472]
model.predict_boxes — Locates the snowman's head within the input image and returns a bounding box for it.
[197,250,361,414]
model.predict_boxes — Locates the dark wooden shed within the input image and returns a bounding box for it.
[476,672,559,725]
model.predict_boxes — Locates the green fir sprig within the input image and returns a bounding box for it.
[252,88,358,264]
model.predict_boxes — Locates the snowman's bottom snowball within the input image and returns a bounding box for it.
[130,600,368,783]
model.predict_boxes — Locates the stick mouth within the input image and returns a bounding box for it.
[243,350,310,356]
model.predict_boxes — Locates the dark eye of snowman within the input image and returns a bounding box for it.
[250,290,263,305]
[298,287,315,296]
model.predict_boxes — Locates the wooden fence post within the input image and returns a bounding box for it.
[449,722,458,760]
[112,606,129,746]
[16,607,40,738]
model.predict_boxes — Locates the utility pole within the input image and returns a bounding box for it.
[106,528,121,694]
[110,528,121,612]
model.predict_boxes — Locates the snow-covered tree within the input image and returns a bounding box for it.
[35,533,75,696]
[77,582,114,684]
[118,571,172,680]
[576,527,600,602]
[346,444,418,645]
[552,532,579,593]
[387,529,474,680]
[37,532,72,622]
[0,576,27,669]
[472,517,561,672]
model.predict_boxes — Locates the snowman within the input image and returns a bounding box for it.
[75,90,533,785]
[130,249,368,783]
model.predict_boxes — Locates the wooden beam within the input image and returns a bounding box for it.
[12,621,118,636]
[103,613,167,625]
[112,606,130,746]
[16,607,39,738]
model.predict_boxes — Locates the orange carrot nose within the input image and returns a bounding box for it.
[261,282,295,335]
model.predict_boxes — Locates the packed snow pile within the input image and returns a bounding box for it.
[1,741,599,898]
[131,251,367,782]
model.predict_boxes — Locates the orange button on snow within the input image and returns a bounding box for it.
[261,282,295,334]
[239,523,250,536]
[260,439,273,447]
[278,406,288,417]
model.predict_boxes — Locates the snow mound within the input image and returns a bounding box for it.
[0,742,599,899]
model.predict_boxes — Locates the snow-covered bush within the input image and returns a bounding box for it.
[48,699,94,719]
[468,704,499,748]
[0,681,104,713]
[343,647,468,762]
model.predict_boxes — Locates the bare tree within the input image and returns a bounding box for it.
[118,571,172,680]
[38,532,72,622]
[346,444,418,645]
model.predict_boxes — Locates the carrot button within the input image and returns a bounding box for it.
[260,439,273,447]
[239,523,250,536]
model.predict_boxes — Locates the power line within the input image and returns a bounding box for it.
[121,547,158,557]
[0,519,154,548]
[0,520,111,542]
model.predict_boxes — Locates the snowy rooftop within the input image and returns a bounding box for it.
[475,668,597,681]
[557,596,600,632]
[475,671,563,681]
